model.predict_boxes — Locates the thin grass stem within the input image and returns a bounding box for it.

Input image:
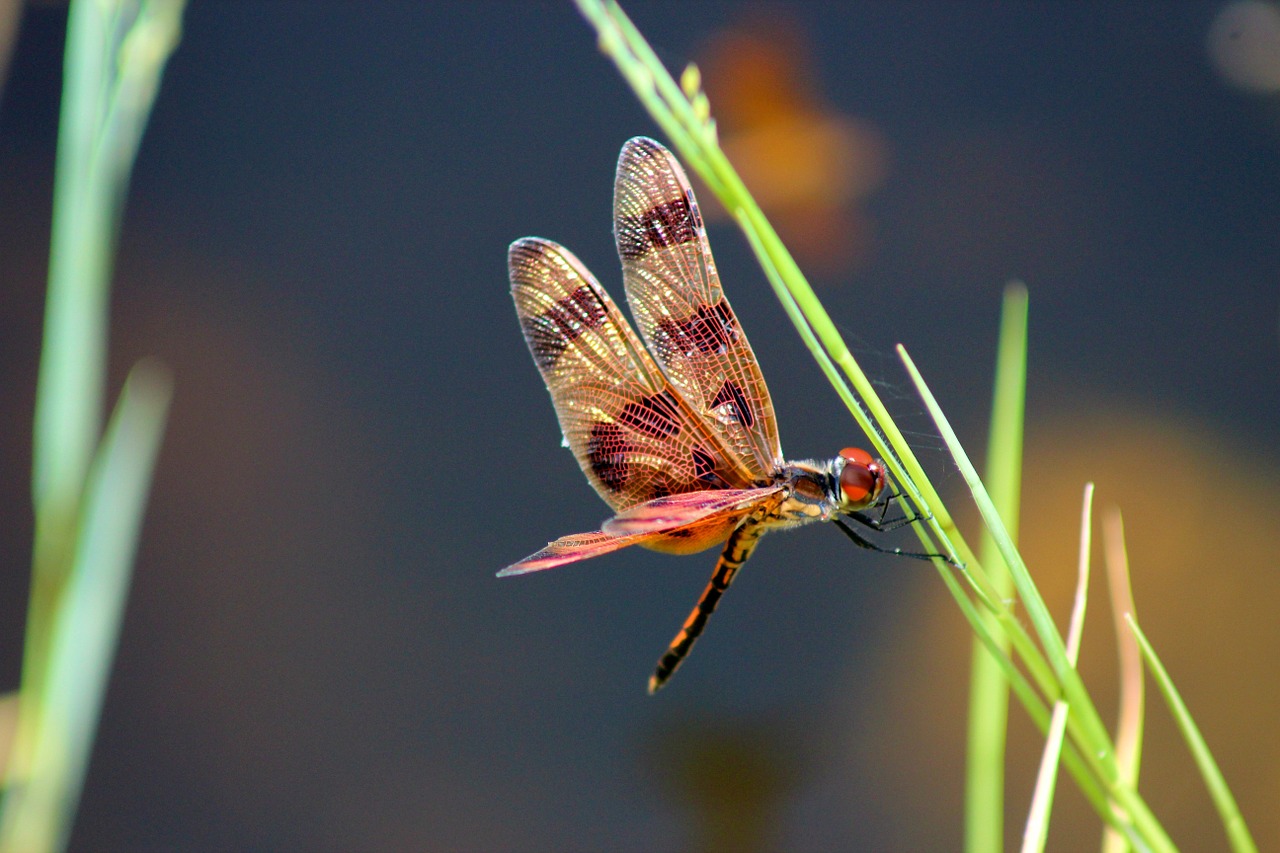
[1125,616,1257,853]
[965,283,1028,853]
[1021,484,1093,853]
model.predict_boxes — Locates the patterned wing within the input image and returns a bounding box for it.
[510,238,759,514]
[497,486,781,576]
[614,137,783,481]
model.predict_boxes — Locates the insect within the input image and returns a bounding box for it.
[500,137,946,693]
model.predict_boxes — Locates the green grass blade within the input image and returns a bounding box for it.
[899,345,1173,853]
[32,0,183,510]
[24,0,185,708]
[0,364,172,853]
[898,346,1112,751]
[936,558,1116,825]
[1125,615,1257,853]
[983,281,1029,552]
[26,0,127,715]
[33,0,114,514]
[3,1,184,850]
[965,282,1028,853]
[1022,485,1093,853]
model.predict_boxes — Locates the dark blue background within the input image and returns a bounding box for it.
[0,2,1276,850]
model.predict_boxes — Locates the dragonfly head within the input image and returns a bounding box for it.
[837,447,886,511]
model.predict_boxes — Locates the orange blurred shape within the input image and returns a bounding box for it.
[698,13,888,276]
[647,712,799,853]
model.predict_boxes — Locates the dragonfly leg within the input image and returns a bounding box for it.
[833,515,957,566]
[846,490,932,533]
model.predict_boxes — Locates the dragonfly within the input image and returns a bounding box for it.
[500,137,949,693]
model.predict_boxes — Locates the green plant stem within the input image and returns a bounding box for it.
[1126,616,1257,853]
[935,563,1116,822]
[2,365,171,853]
[26,0,120,721]
[965,283,1028,853]
[2,2,183,850]
[900,347,1172,852]
[1022,485,1093,853]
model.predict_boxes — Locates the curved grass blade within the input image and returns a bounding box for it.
[566,5,1237,850]
[1124,615,1257,853]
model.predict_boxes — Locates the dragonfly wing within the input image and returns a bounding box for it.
[614,137,783,479]
[602,487,782,537]
[498,530,657,576]
[510,238,757,513]
[500,486,785,577]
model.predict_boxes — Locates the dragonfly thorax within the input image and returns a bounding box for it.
[774,447,885,526]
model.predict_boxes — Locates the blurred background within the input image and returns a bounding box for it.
[0,1,1277,850]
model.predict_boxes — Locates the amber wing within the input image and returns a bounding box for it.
[614,137,783,482]
[509,238,761,514]
[497,486,782,576]
[601,487,783,537]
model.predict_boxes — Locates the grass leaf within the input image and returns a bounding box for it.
[965,282,1028,852]
[1,365,172,852]
[2,2,184,849]
[1021,484,1093,853]
[570,4,1239,850]
[1125,615,1257,853]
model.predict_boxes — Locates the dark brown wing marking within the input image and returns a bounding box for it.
[616,390,681,439]
[519,285,609,370]
[586,422,631,494]
[617,197,700,259]
[691,446,732,487]
[613,137,783,481]
[656,299,738,356]
[510,238,760,511]
[710,379,754,430]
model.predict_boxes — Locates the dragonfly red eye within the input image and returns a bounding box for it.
[839,447,882,507]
